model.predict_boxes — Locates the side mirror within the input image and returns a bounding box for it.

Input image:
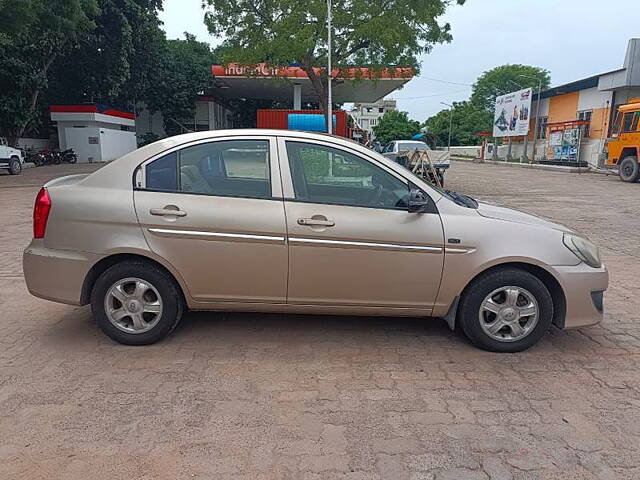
[408,188,430,213]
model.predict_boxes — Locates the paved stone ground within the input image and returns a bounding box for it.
[1,161,640,480]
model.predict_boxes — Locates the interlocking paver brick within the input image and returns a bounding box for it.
[1,161,640,478]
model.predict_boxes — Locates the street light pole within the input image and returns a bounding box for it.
[440,102,453,151]
[326,0,333,134]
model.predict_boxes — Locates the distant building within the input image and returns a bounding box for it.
[350,99,397,139]
[508,38,640,166]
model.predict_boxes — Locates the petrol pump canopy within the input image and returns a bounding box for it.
[211,63,414,103]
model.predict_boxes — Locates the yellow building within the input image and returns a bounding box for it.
[508,38,640,166]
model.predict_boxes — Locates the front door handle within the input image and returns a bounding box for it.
[297,218,335,227]
[150,207,187,217]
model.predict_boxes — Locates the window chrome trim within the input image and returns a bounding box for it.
[148,228,285,243]
[134,136,281,198]
[288,236,442,252]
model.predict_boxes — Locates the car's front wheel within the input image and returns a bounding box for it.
[458,268,553,352]
[91,260,183,345]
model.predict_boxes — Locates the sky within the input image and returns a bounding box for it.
[160,0,640,122]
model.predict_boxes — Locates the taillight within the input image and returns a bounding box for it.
[33,187,51,239]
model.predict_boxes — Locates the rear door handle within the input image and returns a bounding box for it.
[297,218,335,227]
[150,207,187,217]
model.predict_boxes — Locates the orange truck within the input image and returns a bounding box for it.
[606,98,640,182]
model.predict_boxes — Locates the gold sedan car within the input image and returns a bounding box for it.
[23,130,608,352]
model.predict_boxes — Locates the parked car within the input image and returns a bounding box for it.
[0,137,24,175]
[23,129,608,352]
[382,140,449,185]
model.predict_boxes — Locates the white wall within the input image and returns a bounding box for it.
[65,126,102,163]
[17,137,51,151]
[100,129,137,162]
[613,87,640,105]
[531,97,550,118]
[447,146,481,157]
[578,87,613,111]
[492,139,603,166]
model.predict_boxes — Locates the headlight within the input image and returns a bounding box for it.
[563,234,601,268]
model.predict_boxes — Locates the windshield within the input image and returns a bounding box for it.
[397,142,430,151]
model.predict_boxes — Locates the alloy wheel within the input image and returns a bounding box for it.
[104,277,163,334]
[479,286,539,342]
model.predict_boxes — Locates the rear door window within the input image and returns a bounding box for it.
[143,140,272,199]
[145,151,178,191]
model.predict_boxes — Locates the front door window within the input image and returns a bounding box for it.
[285,141,409,209]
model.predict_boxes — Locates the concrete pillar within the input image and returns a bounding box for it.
[293,83,302,110]
[208,100,216,130]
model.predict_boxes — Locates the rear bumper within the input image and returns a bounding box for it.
[553,263,609,329]
[23,240,100,305]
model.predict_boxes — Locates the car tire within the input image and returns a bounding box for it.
[9,156,21,175]
[458,268,553,353]
[619,156,639,182]
[91,260,183,345]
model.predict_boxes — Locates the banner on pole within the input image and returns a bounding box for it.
[493,88,532,137]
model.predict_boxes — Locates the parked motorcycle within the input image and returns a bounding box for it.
[60,148,77,164]
[26,147,78,166]
[25,149,46,167]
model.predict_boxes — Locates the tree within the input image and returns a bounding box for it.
[0,0,39,46]
[46,0,166,108]
[470,64,551,111]
[203,0,465,127]
[424,101,492,147]
[0,0,99,144]
[145,33,218,137]
[372,110,420,145]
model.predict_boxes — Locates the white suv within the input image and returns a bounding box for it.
[0,137,24,175]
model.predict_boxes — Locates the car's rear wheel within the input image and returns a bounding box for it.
[91,260,183,345]
[619,156,639,182]
[458,268,553,352]
[9,157,21,175]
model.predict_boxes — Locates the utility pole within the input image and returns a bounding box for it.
[326,0,333,134]
[440,102,453,151]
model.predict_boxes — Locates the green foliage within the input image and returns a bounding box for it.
[46,0,166,106]
[372,110,421,145]
[145,33,218,137]
[424,101,492,147]
[0,0,39,45]
[0,0,211,144]
[0,0,99,143]
[470,64,551,111]
[203,0,465,114]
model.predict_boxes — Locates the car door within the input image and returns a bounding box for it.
[278,137,445,312]
[133,136,288,304]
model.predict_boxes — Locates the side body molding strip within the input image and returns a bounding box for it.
[148,229,448,253]
[288,237,442,252]
[148,228,286,243]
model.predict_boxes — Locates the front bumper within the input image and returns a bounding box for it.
[553,262,609,329]
[23,240,100,305]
